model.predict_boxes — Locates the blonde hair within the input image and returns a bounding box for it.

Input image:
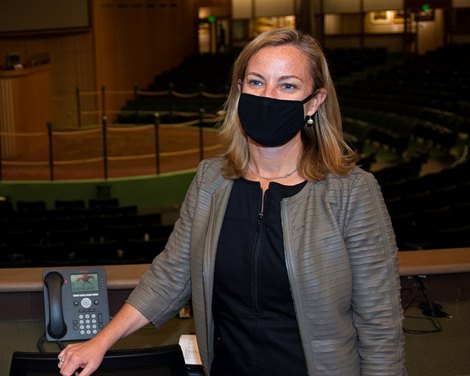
[219,27,357,180]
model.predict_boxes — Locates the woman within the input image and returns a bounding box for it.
[58,28,406,376]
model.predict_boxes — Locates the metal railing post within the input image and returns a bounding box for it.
[102,116,108,179]
[47,122,54,181]
[168,82,174,116]
[154,113,161,175]
[76,87,82,128]
[101,85,106,123]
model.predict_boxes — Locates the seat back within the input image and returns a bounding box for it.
[9,345,188,376]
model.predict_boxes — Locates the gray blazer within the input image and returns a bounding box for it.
[127,157,406,375]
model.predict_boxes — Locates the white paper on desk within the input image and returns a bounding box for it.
[178,334,202,365]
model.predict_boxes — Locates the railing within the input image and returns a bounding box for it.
[75,84,228,128]
[0,111,225,181]
[0,84,228,181]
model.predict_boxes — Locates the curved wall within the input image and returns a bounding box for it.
[0,169,196,212]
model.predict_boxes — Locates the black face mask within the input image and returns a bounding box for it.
[238,92,316,147]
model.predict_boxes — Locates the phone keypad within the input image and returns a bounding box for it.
[71,297,104,336]
[73,312,104,336]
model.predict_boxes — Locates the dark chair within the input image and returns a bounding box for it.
[0,243,30,268]
[24,242,84,267]
[102,205,138,216]
[98,254,147,265]
[145,223,175,239]
[384,196,404,217]
[449,202,470,227]
[455,180,470,205]
[402,190,433,211]
[381,179,409,202]
[432,224,470,248]
[87,213,130,241]
[430,184,458,208]
[73,239,120,264]
[0,200,14,216]
[390,211,422,250]
[47,215,88,231]
[46,207,86,220]
[15,200,47,212]
[414,205,453,248]
[89,197,119,209]
[54,199,86,210]
[47,227,91,246]
[103,223,147,243]
[136,211,162,226]
[9,345,190,376]
[2,228,45,248]
[123,238,168,262]
[11,215,49,233]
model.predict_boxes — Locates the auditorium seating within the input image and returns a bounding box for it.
[2,45,468,265]
[0,199,172,267]
[338,44,468,154]
[325,47,388,79]
[54,199,86,210]
[116,48,389,125]
[332,44,470,251]
[379,161,470,250]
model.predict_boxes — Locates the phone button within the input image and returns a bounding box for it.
[81,297,92,308]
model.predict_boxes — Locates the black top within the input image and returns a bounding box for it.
[211,178,308,376]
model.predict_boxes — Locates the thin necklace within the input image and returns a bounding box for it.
[248,164,298,180]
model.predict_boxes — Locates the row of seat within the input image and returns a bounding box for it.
[1,217,172,244]
[342,106,459,155]
[117,47,389,125]
[120,94,226,123]
[0,199,174,267]
[390,203,470,251]
[377,161,470,250]
[1,237,169,267]
[1,220,173,267]
[0,197,121,213]
[337,46,469,138]
[147,52,235,93]
[326,47,388,79]
[336,45,469,251]
[380,168,470,202]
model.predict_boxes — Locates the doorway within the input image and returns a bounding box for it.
[198,19,229,55]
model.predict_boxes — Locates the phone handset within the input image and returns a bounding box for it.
[44,271,67,339]
[43,267,110,341]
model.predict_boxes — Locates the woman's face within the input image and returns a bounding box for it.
[240,45,314,101]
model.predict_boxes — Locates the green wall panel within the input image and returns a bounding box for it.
[0,169,196,211]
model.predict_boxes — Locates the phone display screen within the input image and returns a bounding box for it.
[70,273,100,293]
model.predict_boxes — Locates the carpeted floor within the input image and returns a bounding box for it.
[404,300,470,375]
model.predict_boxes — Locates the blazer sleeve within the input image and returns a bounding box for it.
[343,171,407,375]
[125,164,203,327]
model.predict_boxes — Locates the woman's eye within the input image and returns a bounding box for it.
[281,83,297,90]
[247,79,263,87]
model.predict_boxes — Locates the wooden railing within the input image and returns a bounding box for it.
[0,112,224,181]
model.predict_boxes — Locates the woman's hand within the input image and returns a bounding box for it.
[57,338,107,376]
[56,303,151,375]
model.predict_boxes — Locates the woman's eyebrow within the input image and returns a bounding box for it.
[245,72,303,82]
[278,74,303,81]
[245,72,264,79]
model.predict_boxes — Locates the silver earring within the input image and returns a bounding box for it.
[306,116,314,126]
